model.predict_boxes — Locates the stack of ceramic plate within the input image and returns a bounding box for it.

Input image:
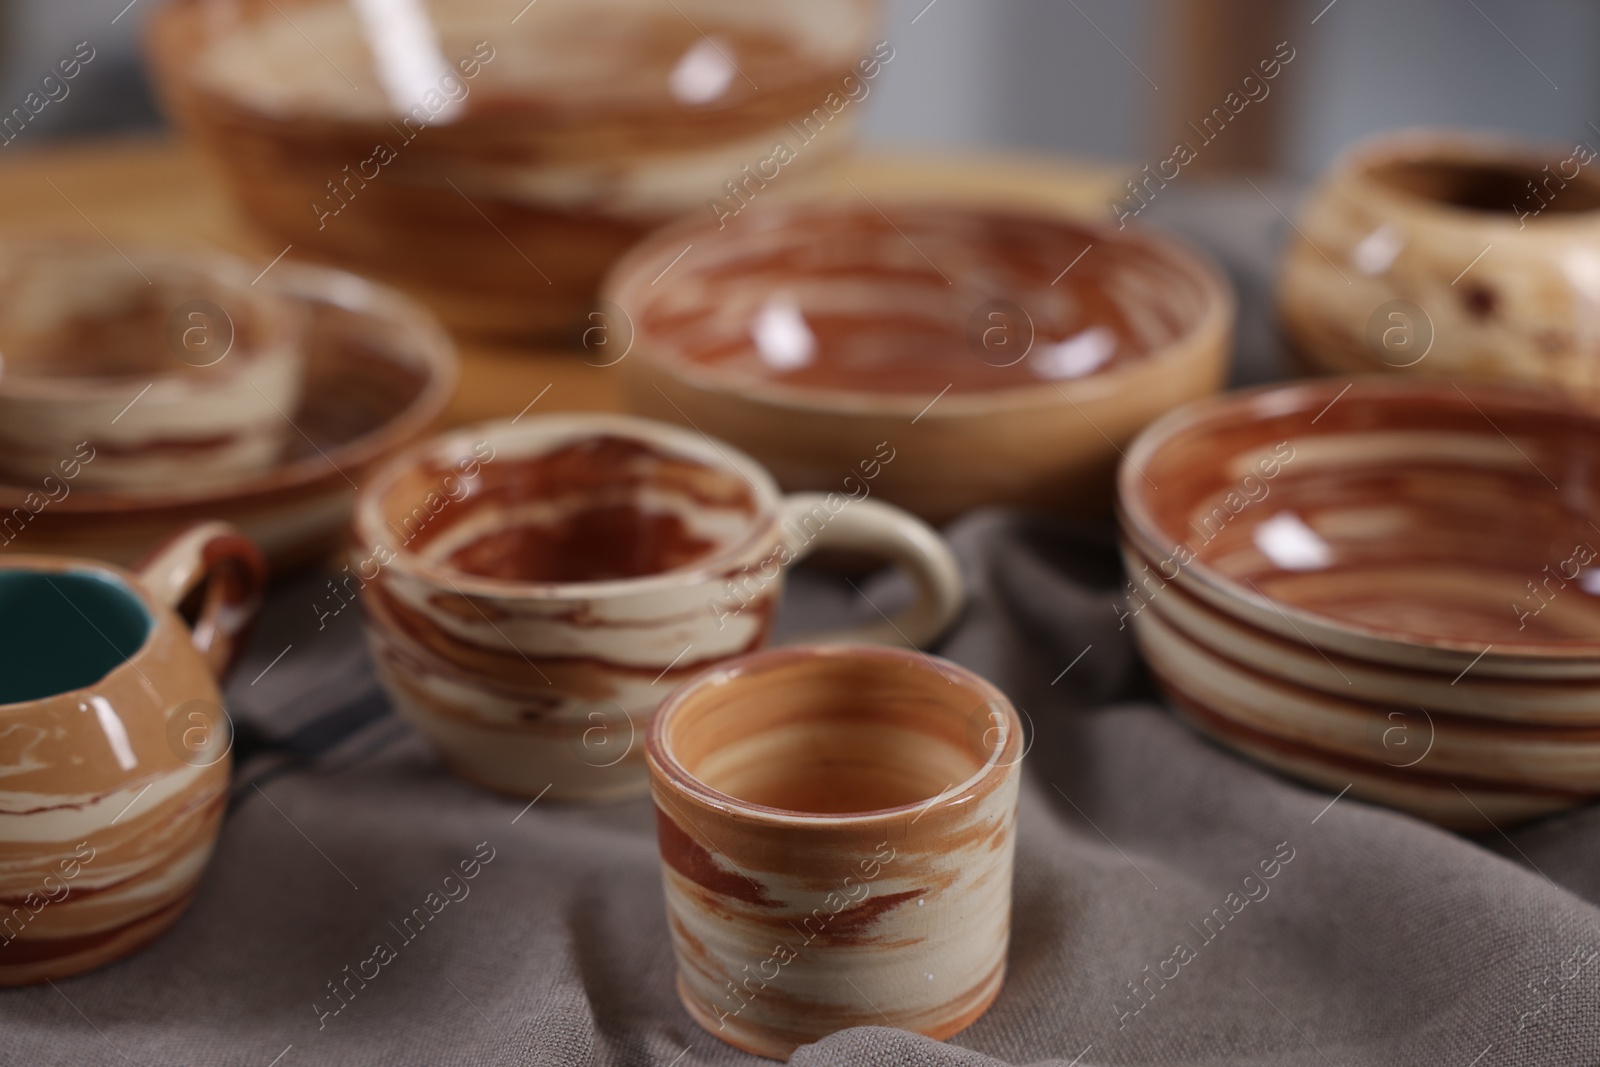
[1117,378,1600,829]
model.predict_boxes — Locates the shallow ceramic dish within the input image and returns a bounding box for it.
[607,198,1233,524]
[148,0,880,340]
[1118,378,1600,678]
[0,262,455,572]
[1278,128,1600,401]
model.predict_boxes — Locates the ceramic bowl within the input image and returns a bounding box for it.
[148,0,881,340]
[1117,378,1600,826]
[0,261,455,573]
[606,198,1233,524]
[1278,128,1600,401]
[0,239,305,491]
[1119,378,1600,675]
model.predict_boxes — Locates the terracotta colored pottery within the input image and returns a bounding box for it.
[147,0,881,340]
[647,644,1022,1057]
[0,522,266,985]
[0,239,305,491]
[1278,128,1600,401]
[1117,378,1600,827]
[0,260,455,573]
[606,197,1233,524]
[351,414,964,802]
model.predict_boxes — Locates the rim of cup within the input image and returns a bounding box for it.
[352,412,789,601]
[646,643,1023,826]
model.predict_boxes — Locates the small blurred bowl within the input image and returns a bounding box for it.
[0,239,305,492]
[147,0,881,341]
[604,198,1233,524]
[0,262,456,573]
[1278,128,1600,399]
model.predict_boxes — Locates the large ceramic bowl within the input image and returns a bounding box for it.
[606,198,1233,524]
[0,262,456,573]
[1278,128,1600,402]
[1117,379,1600,827]
[147,0,880,340]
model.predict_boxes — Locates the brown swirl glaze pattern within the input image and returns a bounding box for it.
[148,0,879,339]
[1118,379,1600,827]
[647,645,1021,1058]
[0,525,264,984]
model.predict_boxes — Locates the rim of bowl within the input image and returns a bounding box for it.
[0,238,296,403]
[602,195,1237,418]
[148,0,884,126]
[0,260,458,511]
[351,412,789,602]
[646,643,1022,826]
[1117,376,1600,661]
[1332,126,1600,230]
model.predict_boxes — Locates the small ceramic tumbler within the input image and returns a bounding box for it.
[647,645,1023,1058]
[0,522,265,985]
[352,414,965,802]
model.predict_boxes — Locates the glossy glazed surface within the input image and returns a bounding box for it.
[0,262,455,572]
[352,415,964,801]
[148,0,878,339]
[610,197,1234,523]
[1120,379,1600,665]
[631,205,1207,395]
[1118,379,1600,826]
[0,525,264,985]
[648,645,1020,1057]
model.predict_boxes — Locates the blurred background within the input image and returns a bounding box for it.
[4,0,1596,182]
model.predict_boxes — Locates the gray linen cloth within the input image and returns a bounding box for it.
[6,185,1600,1065]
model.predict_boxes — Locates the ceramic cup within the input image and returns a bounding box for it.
[352,414,964,802]
[0,521,266,985]
[647,644,1022,1057]
[1278,128,1600,400]
[0,239,306,492]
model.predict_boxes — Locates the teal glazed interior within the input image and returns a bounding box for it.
[0,569,151,704]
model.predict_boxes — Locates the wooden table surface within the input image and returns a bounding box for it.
[0,136,1121,427]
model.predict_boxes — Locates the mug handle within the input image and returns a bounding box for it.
[775,494,964,648]
[136,522,268,680]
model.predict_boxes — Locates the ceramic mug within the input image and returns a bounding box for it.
[0,239,306,491]
[0,521,266,985]
[351,413,965,802]
[647,644,1023,1057]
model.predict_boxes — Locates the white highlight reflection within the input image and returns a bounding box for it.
[1352,224,1402,276]
[1030,326,1116,380]
[670,38,737,105]
[88,695,138,772]
[1254,511,1332,571]
[751,298,815,371]
[348,0,462,120]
